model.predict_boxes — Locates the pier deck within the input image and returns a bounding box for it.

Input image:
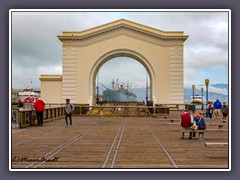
[11,115,229,169]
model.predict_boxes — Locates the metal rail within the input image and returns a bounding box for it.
[102,119,126,168]
[144,120,178,168]
[110,120,126,168]
[12,118,88,148]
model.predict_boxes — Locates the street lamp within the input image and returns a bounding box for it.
[192,84,195,113]
[96,86,99,104]
[201,87,204,111]
[146,72,149,104]
[146,81,148,104]
[205,79,209,117]
[96,73,99,105]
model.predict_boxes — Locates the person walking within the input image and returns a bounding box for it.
[222,102,228,123]
[34,98,45,126]
[213,98,222,119]
[65,99,74,128]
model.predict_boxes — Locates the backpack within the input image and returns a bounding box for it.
[195,117,206,129]
[181,113,191,127]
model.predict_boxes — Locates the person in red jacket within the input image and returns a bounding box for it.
[34,98,45,126]
[180,109,194,139]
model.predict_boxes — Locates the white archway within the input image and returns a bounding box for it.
[41,19,187,105]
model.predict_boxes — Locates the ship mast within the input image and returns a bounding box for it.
[25,79,33,90]
[126,82,129,91]
[111,79,115,90]
[130,83,133,92]
[115,79,119,90]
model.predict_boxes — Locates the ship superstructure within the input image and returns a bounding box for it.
[102,79,137,102]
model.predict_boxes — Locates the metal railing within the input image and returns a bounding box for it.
[11,103,196,128]
[12,106,65,128]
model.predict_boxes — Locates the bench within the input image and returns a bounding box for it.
[169,118,179,123]
[206,129,228,132]
[218,124,224,129]
[204,142,228,148]
[217,123,226,129]
[180,127,205,140]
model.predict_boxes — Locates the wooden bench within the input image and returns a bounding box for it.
[206,129,228,132]
[169,118,179,123]
[180,127,205,140]
[180,127,192,139]
[218,124,224,129]
[204,142,228,148]
[217,122,227,129]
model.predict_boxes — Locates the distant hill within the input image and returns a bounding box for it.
[198,83,228,89]
[184,87,228,103]
[211,84,228,89]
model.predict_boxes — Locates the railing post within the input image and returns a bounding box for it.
[12,108,20,128]
[154,106,156,117]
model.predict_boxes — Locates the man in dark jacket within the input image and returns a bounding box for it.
[222,102,228,122]
[65,99,74,127]
[34,98,45,126]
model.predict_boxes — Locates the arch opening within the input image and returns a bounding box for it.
[88,49,156,106]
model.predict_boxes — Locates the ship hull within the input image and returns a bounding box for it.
[103,89,136,102]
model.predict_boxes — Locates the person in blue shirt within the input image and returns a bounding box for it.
[213,98,222,119]
[192,113,206,139]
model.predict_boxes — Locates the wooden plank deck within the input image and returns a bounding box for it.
[11,116,229,169]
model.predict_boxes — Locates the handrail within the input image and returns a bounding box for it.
[12,103,204,128]
[12,106,65,128]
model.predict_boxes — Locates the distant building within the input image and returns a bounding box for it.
[11,89,21,104]
[11,88,41,105]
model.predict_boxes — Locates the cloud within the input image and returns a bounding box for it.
[98,57,148,88]
[11,11,229,90]
[185,47,228,69]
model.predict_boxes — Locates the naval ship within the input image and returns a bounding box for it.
[102,79,137,102]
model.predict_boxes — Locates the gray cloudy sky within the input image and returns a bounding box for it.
[11,10,229,92]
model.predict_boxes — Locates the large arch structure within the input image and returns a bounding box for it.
[40,19,188,105]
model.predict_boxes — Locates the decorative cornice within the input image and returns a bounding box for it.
[39,75,62,81]
[58,19,188,42]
